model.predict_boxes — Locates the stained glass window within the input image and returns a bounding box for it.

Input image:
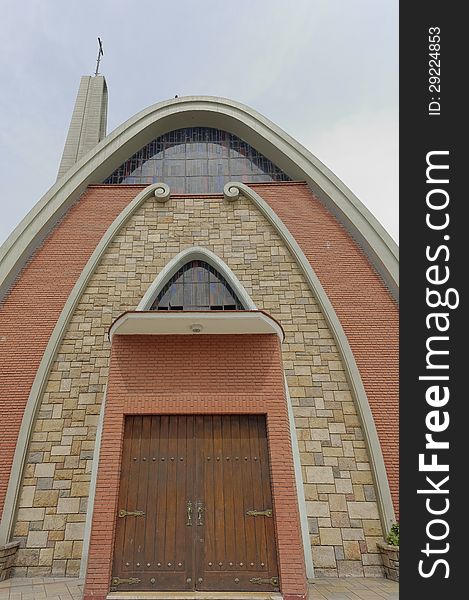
[151,260,244,311]
[104,127,291,193]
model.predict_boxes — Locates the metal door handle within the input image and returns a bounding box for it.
[197,501,204,526]
[186,500,193,526]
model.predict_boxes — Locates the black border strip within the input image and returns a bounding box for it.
[400,3,465,597]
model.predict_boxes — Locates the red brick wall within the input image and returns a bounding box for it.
[250,182,399,515]
[0,186,144,517]
[84,334,307,600]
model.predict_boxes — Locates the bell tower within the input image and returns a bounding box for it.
[57,74,108,179]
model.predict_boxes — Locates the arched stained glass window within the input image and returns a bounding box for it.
[103,127,291,193]
[151,260,244,311]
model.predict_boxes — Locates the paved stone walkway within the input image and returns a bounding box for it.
[0,578,83,600]
[309,578,398,599]
[0,577,398,599]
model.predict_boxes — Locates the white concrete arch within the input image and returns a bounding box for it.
[137,246,256,311]
[0,96,398,304]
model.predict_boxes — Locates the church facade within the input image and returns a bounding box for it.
[0,76,398,600]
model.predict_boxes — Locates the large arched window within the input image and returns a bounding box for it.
[103,127,291,192]
[151,260,244,311]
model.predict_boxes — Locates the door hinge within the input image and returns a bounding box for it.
[112,576,141,586]
[246,508,273,517]
[250,576,279,586]
[118,509,145,518]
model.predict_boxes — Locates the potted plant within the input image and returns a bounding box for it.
[377,523,399,581]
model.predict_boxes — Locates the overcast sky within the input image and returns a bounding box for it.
[0,0,398,245]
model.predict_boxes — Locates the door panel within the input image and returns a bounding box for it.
[111,416,195,592]
[197,415,279,591]
[112,415,279,593]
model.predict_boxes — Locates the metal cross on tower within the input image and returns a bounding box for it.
[94,37,104,76]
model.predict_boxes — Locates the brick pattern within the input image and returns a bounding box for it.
[250,182,399,514]
[0,186,143,518]
[84,334,306,599]
[8,186,388,581]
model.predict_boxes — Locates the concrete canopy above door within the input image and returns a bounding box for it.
[109,310,285,342]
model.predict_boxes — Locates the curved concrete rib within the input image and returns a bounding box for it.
[0,96,398,304]
[223,182,396,534]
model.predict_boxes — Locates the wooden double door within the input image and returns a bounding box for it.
[111,415,279,593]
